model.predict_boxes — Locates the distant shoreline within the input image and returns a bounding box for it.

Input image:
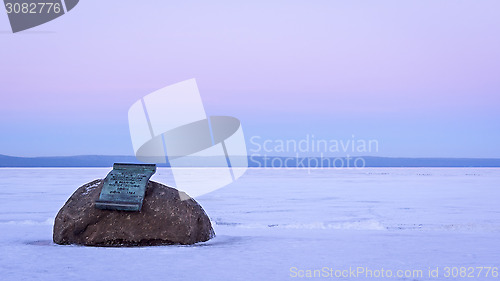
[1,154,499,168]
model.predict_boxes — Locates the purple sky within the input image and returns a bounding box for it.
[1,1,499,157]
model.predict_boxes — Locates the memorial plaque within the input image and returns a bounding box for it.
[95,163,156,211]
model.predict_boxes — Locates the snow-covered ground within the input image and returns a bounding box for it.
[1,168,499,280]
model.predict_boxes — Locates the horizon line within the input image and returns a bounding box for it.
[1,154,500,160]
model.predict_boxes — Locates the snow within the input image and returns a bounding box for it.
[1,168,499,280]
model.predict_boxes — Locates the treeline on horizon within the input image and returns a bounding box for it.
[1,154,499,167]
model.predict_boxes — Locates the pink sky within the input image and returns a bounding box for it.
[1,1,499,157]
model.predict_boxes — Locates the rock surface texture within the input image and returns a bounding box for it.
[53,180,214,246]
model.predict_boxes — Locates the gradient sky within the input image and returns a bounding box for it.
[1,0,499,157]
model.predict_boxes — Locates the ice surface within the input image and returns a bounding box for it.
[1,168,499,280]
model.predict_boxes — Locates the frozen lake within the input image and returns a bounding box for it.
[1,168,499,280]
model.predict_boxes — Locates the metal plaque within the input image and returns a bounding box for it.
[95,163,156,211]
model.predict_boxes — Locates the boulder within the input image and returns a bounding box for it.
[53,180,214,246]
